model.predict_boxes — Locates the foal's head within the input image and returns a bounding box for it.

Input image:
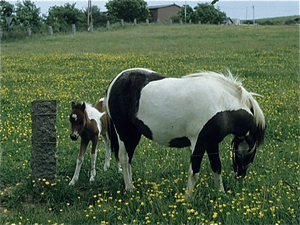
[69,102,86,141]
[231,133,258,179]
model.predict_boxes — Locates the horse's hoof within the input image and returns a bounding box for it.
[103,162,110,171]
[125,184,135,192]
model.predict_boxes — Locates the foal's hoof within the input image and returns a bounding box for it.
[69,180,76,186]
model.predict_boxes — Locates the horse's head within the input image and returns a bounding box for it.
[231,134,258,178]
[69,102,86,141]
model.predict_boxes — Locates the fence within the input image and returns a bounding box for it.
[0,18,263,39]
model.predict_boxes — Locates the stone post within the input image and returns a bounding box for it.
[31,100,57,185]
[48,26,53,36]
[72,24,76,35]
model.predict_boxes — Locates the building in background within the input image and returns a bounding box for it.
[148,4,181,22]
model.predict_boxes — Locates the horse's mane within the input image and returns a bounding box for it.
[183,70,265,131]
[182,69,242,86]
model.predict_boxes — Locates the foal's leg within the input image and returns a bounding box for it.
[90,136,98,182]
[207,143,225,192]
[69,139,89,185]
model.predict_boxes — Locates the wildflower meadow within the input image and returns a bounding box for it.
[1,25,299,224]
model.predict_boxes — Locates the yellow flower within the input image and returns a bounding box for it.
[212,212,218,219]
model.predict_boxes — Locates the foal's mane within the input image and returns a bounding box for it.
[73,102,93,110]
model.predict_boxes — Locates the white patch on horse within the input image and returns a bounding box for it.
[85,103,104,137]
[72,114,78,121]
[137,76,247,145]
[213,172,225,192]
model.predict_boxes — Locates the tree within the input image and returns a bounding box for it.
[45,3,85,32]
[178,5,196,23]
[0,0,15,29]
[84,5,107,27]
[194,3,226,24]
[105,0,151,23]
[15,0,42,30]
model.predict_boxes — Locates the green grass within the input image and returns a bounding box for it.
[253,15,299,25]
[1,24,299,224]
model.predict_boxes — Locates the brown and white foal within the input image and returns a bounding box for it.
[69,98,111,185]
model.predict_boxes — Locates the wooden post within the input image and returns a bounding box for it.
[146,19,149,25]
[27,28,31,36]
[157,18,160,25]
[107,21,110,30]
[180,20,182,25]
[170,19,172,25]
[31,100,57,185]
[121,19,124,27]
[134,18,137,25]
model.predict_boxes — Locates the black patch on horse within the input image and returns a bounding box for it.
[191,109,255,175]
[107,69,168,160]
[169,137,191,148]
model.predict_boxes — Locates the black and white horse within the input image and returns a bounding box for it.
[105,68,266,197]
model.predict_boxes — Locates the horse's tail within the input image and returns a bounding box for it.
[241,88,266,146]
[104,96,119,160]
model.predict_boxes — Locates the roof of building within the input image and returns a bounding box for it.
[148,4,181,10]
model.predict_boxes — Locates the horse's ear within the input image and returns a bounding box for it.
[72,102,75,109]
[81,102,86,112]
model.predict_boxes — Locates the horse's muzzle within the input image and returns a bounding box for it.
[70,133,79,141]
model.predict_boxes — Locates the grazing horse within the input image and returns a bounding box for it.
[105,68,266,197]
[69,98,112,185]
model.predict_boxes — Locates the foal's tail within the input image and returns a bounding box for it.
[241,88,266,146]
[103,96,119,160]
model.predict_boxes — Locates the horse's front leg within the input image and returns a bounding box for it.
[118,140,135,191]
[207,143,225,193]
[186,141,205,199]
[90,136,98,182]
[69,139,89,185]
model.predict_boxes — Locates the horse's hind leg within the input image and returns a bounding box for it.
[102,133,111,171]
[117,127,141,191]
[207,143,225,192]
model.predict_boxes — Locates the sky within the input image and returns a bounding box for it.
[7,0,300,20]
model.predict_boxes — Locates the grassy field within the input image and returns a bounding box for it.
[254,15,299,25]
[1,24,299,224]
